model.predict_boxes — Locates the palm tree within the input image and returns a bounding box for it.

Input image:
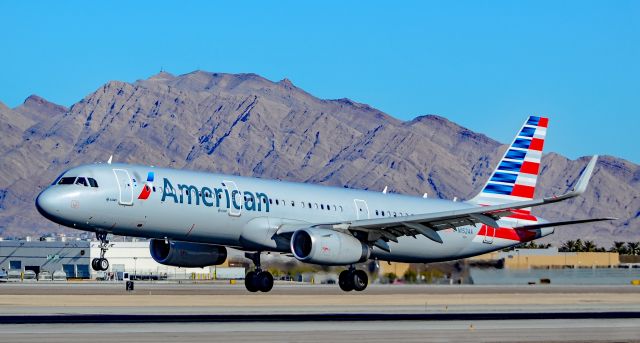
[561,240,576,252]
[574,239,584,252]
[627,242,640,256]
[583,240,597,252]
[611,241,627,254]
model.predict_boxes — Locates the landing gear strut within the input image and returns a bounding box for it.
[91,232,111,271]
[339,266,368,292]
[244,252,274,293]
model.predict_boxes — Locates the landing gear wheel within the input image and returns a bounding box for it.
[245,271,259,292]
[256,271,274,292]
[94,232,111,272]
[91,258,109,271]
[352,270,368,291]
[243,252,274,293]
[338,270,354,292]
[98,258,109,271]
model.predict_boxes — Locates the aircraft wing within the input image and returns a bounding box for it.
[277,156,607,249]
[341,156,600,246]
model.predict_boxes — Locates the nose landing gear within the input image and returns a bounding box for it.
[244,252,274,292]
[338,266,368,292]
[91,232,111,271]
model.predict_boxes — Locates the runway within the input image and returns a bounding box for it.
[1,318,639,343]
[1,310,640,324]
[0,283,638,342]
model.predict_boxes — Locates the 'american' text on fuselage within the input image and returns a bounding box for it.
[161,178,270,212]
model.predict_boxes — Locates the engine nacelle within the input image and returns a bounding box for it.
[149,239,227,268]
[290,228,370,265]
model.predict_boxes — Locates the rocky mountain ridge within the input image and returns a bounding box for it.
[0,70,637,246]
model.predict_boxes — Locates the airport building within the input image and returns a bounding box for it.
[0,239,239,280]
[471,247,621,269]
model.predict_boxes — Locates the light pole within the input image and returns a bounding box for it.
[133,257,138,278]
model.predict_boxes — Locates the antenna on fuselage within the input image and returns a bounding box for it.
[423,193,428,198]
[107,155,113,164]
[382,186,388,194]
[453,197,458,202]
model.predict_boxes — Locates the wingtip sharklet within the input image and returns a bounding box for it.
[572,155,598,195]
[544,155,598,203]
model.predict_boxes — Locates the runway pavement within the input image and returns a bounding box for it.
[0,283,638,342]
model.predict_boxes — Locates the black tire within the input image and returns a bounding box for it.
[245,271,259,292]
[98,258,109,271]
[353,270,368,292]
[91,258,99,271]
[257,272,274,292]
[338,270,354,292]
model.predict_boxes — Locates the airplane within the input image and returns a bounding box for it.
[35,116,614,292]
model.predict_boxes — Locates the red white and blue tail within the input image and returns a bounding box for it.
[469,116,548,206]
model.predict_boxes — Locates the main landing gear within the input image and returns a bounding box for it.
[338,266,368,292]
[244,252,274,293]
[91,232,111,271]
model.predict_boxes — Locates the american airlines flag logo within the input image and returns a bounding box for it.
[479,116,548,202]
[137,171,155,200]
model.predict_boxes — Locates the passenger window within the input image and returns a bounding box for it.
[381,211,385,216]
[376,210,379,216]
[326,204,330,211]
[58,177,76,185]
[269,199,273,204]
[308,203,312,209]
[321,204,324,210]
[75,177,88,187]
[339,206,343,212]
[393,212,397,217]
[291,201,295,207]
[87,178,99,188]
[275,199,279,205]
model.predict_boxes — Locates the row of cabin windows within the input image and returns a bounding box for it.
[58,176,99,188]
[177,189,344,212]
[375,209,410,217]
[267,198,344,212]
[177,188,414,217]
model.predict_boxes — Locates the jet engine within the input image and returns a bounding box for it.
[149,239,227,267]
[290,228,370,265]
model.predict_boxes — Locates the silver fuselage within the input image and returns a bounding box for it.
[36,163,552,264]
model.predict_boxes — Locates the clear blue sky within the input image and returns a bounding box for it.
[1,1,638,163]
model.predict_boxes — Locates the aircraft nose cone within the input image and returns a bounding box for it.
[36,189,57,220]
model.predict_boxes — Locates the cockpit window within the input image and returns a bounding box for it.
[87,178,99,188]
[75,177,88,187]
[51,171,68,185]
[58,177,76,185]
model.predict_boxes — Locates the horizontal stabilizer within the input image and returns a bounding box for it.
[515,217,617,230]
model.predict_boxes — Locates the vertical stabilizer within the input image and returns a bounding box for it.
[469,116,548,206]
